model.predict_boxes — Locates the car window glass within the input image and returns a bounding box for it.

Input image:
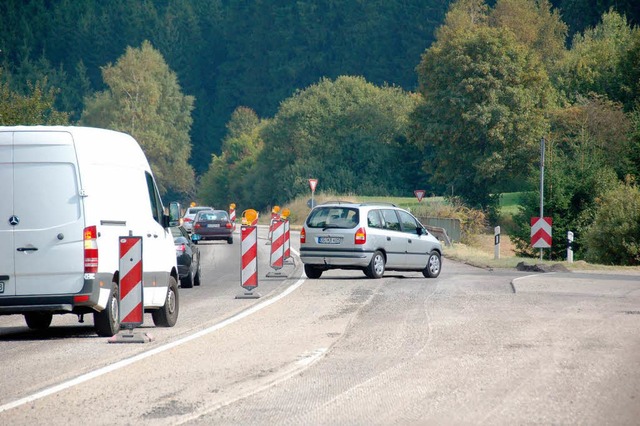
[381,209,401,231]
[367,210,384,229]
[398,210,419,234]
[145,172,163,224]
[307,207,358,228]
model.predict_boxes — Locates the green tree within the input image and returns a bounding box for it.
[558,10,639,109]
[412,17,554,213]
[510,96,627,259]
[0,69,69,125]
[583,179,640,265]
[197,107,264,209]
[81,40,195,198]
[248,76,420,210]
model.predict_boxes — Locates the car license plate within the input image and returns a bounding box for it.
[0,282,4,293]
[207,224,220,228]
[318,236,342,244]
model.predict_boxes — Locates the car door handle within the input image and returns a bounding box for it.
[408,240,412,244]
[17,247,38,252]
[387,237,391,241]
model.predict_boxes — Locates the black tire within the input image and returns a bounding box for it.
[152,276,179,327]
[194,262,201,286]
[181,270,194,288]
[94,284,120,337]
[422,250,442,278]
[24,312,53,330]
[365,250,386,279]
[227,236,233,244]
[193,240,199,245]
[304,264,323,279]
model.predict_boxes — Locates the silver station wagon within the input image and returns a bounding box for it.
[300,202,442,279]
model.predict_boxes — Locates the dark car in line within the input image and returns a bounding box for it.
[170,226,201,288]
[192,210,234,244]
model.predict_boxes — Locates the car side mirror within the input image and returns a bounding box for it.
[416,226,424,236]
[168,201,181,227]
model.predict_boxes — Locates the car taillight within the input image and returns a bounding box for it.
[84,225,98,273]
[354,227,366,245]
[183,217,192,223]
[175,243,186,254]
[300,228,306,244]
[225,222,232,229]
[194,223,201,230]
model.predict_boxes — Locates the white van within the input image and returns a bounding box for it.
[0,126,181,336]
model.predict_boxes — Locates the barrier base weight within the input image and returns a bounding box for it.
[108,330,153,344]
[236,291,261,299]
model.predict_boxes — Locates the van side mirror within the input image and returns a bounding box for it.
[168,201,181,227]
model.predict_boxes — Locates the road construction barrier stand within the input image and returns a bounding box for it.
[229,203,236,230]
[266,218,286,277]
[118,236,143,327]
[109,236,151,343]
[267,206,281,244]
[237,209,260,299]
[283,218,293,263]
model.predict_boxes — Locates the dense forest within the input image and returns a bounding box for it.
[1,0,639,264]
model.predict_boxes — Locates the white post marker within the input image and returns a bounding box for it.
[567,231,574,263]
[494,226,500,260]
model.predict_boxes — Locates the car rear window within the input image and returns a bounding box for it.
[307,207,359,229]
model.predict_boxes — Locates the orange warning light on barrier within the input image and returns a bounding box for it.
[243,209,259,226]
[281,208,290,219]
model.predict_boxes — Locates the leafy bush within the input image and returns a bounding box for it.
[583,179,640,265]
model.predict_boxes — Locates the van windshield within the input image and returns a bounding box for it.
[306,207,359,229]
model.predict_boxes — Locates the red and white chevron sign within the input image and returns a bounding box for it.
[118,236,143,326]
[531,217,552,248]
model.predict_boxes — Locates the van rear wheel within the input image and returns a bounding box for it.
[24,312,53,330]
[152,277,179,327]
[94,284,120,337]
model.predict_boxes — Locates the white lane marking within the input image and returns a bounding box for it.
[0,275,307,413]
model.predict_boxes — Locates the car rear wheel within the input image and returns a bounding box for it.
[304,264,323,279]
[181,270,194,288]
[365,251,385,279]
[422,251,441,278]
[94,284,120,337]
[152,276,179,327]
[227,236,233,244]
[24,312,53,330]
[194,262,201,286]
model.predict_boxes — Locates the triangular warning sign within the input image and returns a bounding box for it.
[414,190,426,202]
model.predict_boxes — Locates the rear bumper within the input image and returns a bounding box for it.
[0,273,108,315]
[300,247,372,267]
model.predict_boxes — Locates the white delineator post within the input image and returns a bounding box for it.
[494,226,500,260]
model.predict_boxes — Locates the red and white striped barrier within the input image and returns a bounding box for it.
[240,225,258,291]
[118,236,143,326]
[266,219,285,276]
[283,218,292,262]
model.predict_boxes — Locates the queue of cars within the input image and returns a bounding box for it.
[174,201,442,287]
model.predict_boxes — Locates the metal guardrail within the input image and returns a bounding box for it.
[425,225,452,247]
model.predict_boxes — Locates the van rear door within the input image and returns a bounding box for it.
[0,132,16,296]
[11,130,85,296]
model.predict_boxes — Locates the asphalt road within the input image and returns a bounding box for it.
[1,227,639,425]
